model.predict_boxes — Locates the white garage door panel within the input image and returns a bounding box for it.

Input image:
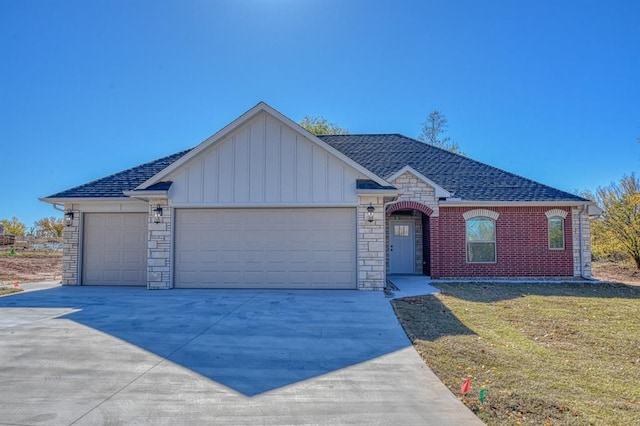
[175,208,356,289]
[82,213,147,286]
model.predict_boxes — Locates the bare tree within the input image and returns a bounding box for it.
[418,110,464,155]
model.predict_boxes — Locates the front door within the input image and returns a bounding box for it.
[389,221,415,274]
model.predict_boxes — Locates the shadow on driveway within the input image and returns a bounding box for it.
[0,286,410,396]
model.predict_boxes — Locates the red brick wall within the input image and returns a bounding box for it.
[430,206,573,278]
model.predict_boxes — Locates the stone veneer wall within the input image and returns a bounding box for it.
[391,172,439,214]
[357,196,385,290]
[147,199,172,289]
[386,171,439,276]
[572,206,592,278]
[61,209,79,285]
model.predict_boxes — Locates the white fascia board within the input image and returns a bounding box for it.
[588,204,603,217]
[439,200,595,208]
[122,190,168,199]
[169,202,359,208]
[136,101,390,190]
[386,166,451,198]
[40,197,133,204]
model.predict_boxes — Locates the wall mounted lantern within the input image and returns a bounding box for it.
[366,203,375,222]
[153,205,163,223]
[64,211,74,227]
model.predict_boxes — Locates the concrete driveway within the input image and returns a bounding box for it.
[0,285,482,425]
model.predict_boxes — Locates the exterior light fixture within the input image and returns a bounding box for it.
[366,203,375,222]
[64,211,74,227]
[153,205,163,223]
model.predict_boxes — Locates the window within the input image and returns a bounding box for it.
[394,225,410,237]
[466,217,496,262]
[548,216,564,249]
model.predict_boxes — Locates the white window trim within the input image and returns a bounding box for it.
[548,216,565,250]
[545,209,567,250]
[465,216,497,263]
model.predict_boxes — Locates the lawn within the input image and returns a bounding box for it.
[0,287,22,296]
[392,281,640,426]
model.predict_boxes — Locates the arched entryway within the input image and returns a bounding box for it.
[386,201,433,276]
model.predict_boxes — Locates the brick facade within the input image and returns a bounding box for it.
[432,206,574,278]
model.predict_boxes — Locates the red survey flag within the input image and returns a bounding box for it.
[460,377,471,394]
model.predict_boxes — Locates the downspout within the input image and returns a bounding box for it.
[52,203,65,213]
[578,204,588,279]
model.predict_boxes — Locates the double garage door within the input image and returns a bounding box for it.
[82,208,356,289]
[174,208,356,289]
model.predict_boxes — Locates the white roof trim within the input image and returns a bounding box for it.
[440,200,595,208]
[587,204,603,217]
[40,197,134,204]
[386,166,451,198]
[136,101,390,190]
[122,190,168,200]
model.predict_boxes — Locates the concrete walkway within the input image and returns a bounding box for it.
[386,275,441,298]
[0,284,482,425]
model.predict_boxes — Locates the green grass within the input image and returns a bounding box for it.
[0,287,23,296]
[0,250,62,257]
[392,282,640,425]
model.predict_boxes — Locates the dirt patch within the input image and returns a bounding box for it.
[592,261,640,286]
[0,252,62,283]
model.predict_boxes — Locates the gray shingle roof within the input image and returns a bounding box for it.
[45,149,191,198]
[319,134,586,202]
[45,133,586,203]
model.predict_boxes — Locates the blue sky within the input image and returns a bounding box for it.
[1,0,638,227]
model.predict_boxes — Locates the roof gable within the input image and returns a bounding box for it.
[138,102,388,190]
[164,111,372,205]
[387,166,451,198]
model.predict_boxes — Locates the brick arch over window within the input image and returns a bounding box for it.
[386,201,434,217]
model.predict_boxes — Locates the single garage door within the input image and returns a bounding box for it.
[174,208,356,289]
[82,213,147,286]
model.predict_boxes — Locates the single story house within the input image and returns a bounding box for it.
[41,102,599,290]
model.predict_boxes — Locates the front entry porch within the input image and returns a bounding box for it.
[386,204,432,276]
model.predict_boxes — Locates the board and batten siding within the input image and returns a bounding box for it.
[167,112,365,206]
